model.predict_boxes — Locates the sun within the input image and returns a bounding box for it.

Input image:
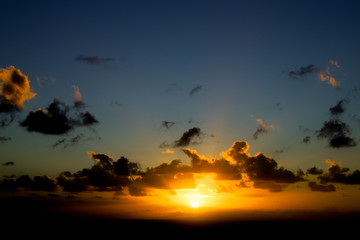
[190,200,200,208]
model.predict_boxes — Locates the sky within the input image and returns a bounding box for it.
[1,0,360,223]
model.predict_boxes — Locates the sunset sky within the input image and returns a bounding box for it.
[1,0,360,222]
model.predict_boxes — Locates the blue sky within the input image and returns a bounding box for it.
[1,0,360,178]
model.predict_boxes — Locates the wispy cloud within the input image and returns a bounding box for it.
[75,55,115,64]
[286,64,316,80]
[189,84,202,96]
[253,119,274,140]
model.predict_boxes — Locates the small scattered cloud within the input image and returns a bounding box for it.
[306,166,324,175]
[0,66,36,127]
[302,136,311,144]
[329,60,340,68]
[329,99,347,116]
[173,127,203,147]
[52,133,84,149]
[316,99,356,148]
[20,97,98,135]
[72,85,84,108]
[0,66,36,109]
[308,181,336,192]
[75,55,115,64]
[286,64,316,80]
[35,75,56,88]
[316,119,356,148]
[2,161,14,166]
[161,121,175,130]
[189,84,202,96]
[253,119,274,140]
[110,101,123,107]
[317,67,341,89]
[161,149,174,154]
[0,136,11,143]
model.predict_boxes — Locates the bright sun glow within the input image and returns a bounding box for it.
[190,201,200,208]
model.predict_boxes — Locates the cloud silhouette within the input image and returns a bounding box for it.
[20,98,98,135]
[161,121,175,130]
[2,161,14,166]
[75,55,115,64]
[308,181,336,192]
[173,127,203,147]
[189,84,202,96]
[317,160,360,184]
[253,119,274,140]
[4,140,360,197]
[0,136,11,143]
[316,100,356,148]
[287,64,316,80]
[329,99,347,116]
[316,119,356,148]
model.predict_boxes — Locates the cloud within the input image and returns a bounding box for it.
[173,127,203,147]
[0,66,36,109]
[302,136,311,144]
[306,166,323,175]
[308,182,336,192]
[329,60,340,68]
[253,119,274,140]
[161,121,175,130]
[317,160,360,185]
[72,85,84,108]
[0,136,11,143]
[52,134,84,149]
[317,66,341,89]
[2,161,14,166]
[316,119,356,148]
[286,64,316,79]
[189,84,202,96]
[329,99,347,116]
[222,141,305,184]
[20,98,98,135]
[75,55,115,64]
[162,149,174,154]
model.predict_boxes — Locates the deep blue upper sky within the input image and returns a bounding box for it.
[1,0,360,176]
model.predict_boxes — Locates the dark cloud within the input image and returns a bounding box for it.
[52,134,84,149]
[317,160,360,185]
[286,64,316,80]
[306,166,323,175]
[302,136,311,144]
[173,127,203,147]
[189,84,202,96]
[0,136,11,143]
[308,182,336,192]
[2,161,14,166]
[161,121,175,130]
[75,55,115,64]
[329,99,347,116]
[8,140,360,197]
[0,175,56,191]
[253,119,274,140]
[20,98,98,135]
[223,141,305,184]
[316,119,356,148]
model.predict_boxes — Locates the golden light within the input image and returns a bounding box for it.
[190,200,200,208]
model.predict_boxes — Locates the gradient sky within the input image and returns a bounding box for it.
[1,0,360,218]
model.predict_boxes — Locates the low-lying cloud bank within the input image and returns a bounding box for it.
[1,140,359,195]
